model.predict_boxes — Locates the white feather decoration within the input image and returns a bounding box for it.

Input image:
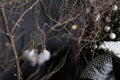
[99,41,120,58]
[37,49,51,65]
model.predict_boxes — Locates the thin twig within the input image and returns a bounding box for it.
[11,0,41,33]
[0,4,21,80]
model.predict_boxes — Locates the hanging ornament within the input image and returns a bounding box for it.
[72,24,77,30]
[23,49,38,66]
[28,49,37,60]
[109,32,116,39]
[37,48,51,65]
[104,26,111,32]
[105,17,111,23]
[23,50,31,59]
[99,41,120,58]
[112,5,118,11]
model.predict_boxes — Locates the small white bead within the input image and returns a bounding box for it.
[109,33,116,39]
[104,26,111,32]
[14,74,17,76]
[112,5,118,11]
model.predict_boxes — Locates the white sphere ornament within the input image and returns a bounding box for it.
[112,5,118,11]
[104,26,111,32]
[38,49,51,65]
[118,27,120,32]
[109,32,116,39]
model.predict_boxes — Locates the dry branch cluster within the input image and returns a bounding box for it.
[0,0,119,80]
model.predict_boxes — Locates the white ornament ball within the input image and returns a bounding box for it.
[112,5,118,11]
[104,26,111,32]
[109,33,116,39]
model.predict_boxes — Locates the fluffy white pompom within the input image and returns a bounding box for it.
[99,41,120,58]
[28,49,37,60]
[23,49,38,66]
[37,49,51,65]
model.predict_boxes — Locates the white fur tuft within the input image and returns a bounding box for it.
[37,49,51,65]
[99,41,120,57]
[23,49,38,66]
